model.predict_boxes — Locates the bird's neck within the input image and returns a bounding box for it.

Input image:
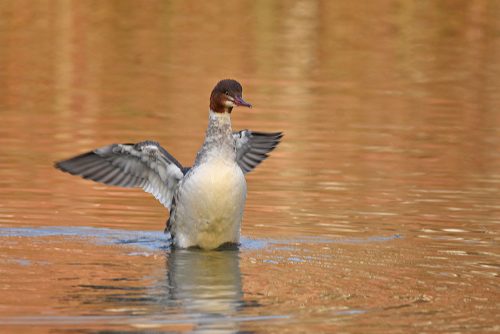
[195,110,235,163]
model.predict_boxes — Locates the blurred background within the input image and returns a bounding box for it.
[1,0,498,234]
[0,0,499,333]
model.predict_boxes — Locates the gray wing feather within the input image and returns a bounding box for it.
[55,141,184,209]
[233,130,283,174]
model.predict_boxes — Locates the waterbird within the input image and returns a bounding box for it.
[55,79,283,250]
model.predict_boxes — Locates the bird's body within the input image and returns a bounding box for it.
[55,79,282,250]
[169,111,247,249]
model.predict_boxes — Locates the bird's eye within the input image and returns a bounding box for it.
[224,91,230,95]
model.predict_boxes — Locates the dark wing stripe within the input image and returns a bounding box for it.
[244,156,260,167]
[81,164,112,179]
[98,168,122,184]
[247,152,264,162]
[247,147,271,154]
[115,173,138,187]
[61,157,104,174]
[252,143,278,149]
[233,130,283,174]
[115,174,133,187]
[106,171,127,186]
[242,156,256,167]
[70,161,106,175]
[55,141,184,209]
[64,156,109,176]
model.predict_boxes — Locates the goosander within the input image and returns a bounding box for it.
[55,79,283,250]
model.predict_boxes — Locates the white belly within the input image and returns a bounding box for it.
[172,159,247,249]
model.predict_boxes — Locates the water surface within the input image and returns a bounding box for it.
[0,1,499,333]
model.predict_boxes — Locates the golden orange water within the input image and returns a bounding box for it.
[0,1,499,333]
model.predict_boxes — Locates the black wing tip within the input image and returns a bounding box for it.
[54,160,65,172]
[54,160,80,176]
[252,131,284,138]
[54,160,69,171]
[54,151,98,174]
[257,131,284,147]
[250,132,284,149]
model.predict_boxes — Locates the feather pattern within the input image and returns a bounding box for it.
[233,130,283,174]
[55,141,185,209]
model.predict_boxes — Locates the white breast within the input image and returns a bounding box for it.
[173,158,247,249]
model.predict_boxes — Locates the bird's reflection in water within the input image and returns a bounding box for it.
[68,243,247,333]
[166,248,244,333]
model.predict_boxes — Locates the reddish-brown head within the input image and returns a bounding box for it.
[210,79,252,114]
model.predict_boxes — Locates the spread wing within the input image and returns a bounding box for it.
[233,130,283,174]
[55,141,185,209]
